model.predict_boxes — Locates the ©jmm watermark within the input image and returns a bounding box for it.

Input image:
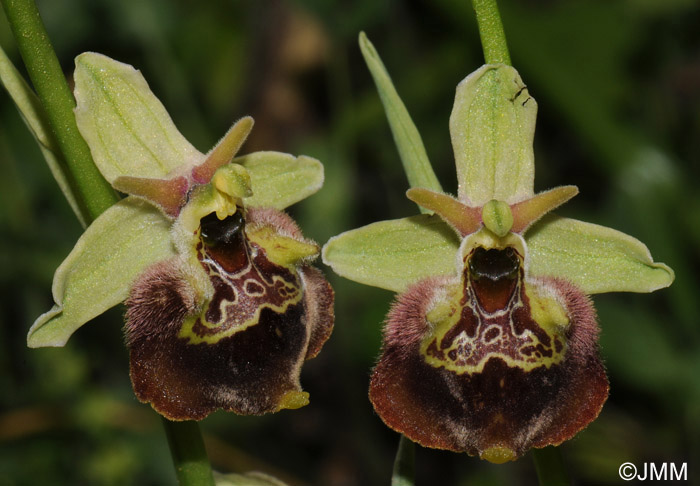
[619,462,688,481]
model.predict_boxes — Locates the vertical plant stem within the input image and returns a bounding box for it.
[1,0,117,220]
[391,435,416,486]
[532,447,571,486]
[471,0,512,65]
[163,419,216,486]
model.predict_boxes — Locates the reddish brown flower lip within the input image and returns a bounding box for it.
[369,245,608,462]
[125,208,334,420]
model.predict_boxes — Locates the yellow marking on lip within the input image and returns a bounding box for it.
[419,281,569,375]
[177,273,302,344]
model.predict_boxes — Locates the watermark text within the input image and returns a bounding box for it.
[619,462,688,481]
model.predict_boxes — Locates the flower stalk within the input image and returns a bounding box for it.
[391,435,415,486]
[532,447,570,486]
[163,419,216,486]
[471,0,512,65]
[1,0,117,220]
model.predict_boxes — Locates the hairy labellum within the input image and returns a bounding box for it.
[369,236,608,463]
[125,208,333,420]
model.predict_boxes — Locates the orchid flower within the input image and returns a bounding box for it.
[28,53,334,420]
[322,34,673,463]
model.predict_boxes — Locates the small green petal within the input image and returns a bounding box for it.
[236,151,323,210]
[526,215,674,294]
[511,185,578,233]
[28,197,176,347]
[450,64,536,206]
[74,52,203,182]
[359,32,442,198]
[192,116,254,184]
[322,215,459,293]
[112,175,188,217]
[405,188,481,236]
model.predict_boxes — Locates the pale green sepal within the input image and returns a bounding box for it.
[359,32,442,201]
[0,46,87,227]
[28,197,176,347]
[322,215,459,293]
[450,64,536,206]
[236,151,323,210]
[73,52,204,182]
[526,215,675,294]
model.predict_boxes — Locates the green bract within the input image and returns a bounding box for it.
[0,45,88,226]
[322,33,673,462]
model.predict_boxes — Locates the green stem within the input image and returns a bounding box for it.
[391,435,415,486]
[471,0,512,65]
[1,0,117,220]
[163,419,216,486]
[532,447,571,486]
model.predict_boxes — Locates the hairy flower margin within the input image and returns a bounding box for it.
[322,34,674,463]
[28,53,334,420]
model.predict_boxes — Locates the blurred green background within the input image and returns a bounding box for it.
[1,0,699,484]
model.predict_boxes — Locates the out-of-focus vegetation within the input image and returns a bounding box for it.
[1,0,698,484]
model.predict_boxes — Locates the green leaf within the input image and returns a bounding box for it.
[322,214,459,292]
[450,64,537,206]
[359,32,442,200]
[0,45,88,227]
[526,215,674,294]
[73,52,203,182]
[28,197,176,347]
[236,151,324,210]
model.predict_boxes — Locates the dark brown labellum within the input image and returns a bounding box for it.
[369,244,608,462]
[125,208,334,420]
